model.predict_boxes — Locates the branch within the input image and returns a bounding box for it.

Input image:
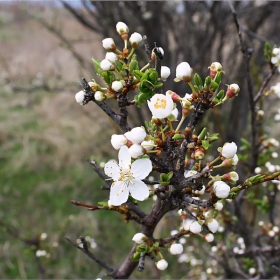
[65,237,115,275]
[254,66,276,104]
[87,159,111,187]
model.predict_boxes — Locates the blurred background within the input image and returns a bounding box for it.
[0,1,280,279]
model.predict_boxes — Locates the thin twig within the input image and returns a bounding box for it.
[65,237,115,275]
[87,159,111,187]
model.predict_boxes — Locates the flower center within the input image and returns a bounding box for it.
[154,98,167,110]
[119,168,134,184]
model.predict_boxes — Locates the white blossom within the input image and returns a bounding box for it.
[271,47,280,73]
[102,38,116,51]
[170,243,184,255]
[271,82,280,98]
[128,144,144,158]
[213,181,230,198]
[104,146,152,205]
[189,221,202,234]
[184,170,197,178]
[147,92,174,119]
[129,32,142,48]
[229,171,239,182]
[100,59,114,71]
[207,219,219,233]
[124,127,147,144]
[111,134,127,150]
[105,52,118,63]
[111,81,123,92]
[156,259,168,270]
[221,142,237,158]
[94,91,106,101]
[176,62,192,82]
[214,201,223,211]
[161,66,171,79]
[209,62,222,72]
[116,22,129,35]
[141,140,156,151]
[205,233,214,242]
[132,233,146,244]
[75,90,85,105]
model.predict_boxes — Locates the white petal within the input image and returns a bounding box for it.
[118,146,131,169]
[128,180,149,201]
[131,158,152,179]
[110,181,129,206]
[104,160,120,180]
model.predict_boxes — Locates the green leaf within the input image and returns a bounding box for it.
[102,71,115,85]
[194,73,203,89]
[213,71,222,85]
[133,70,144,80]
[92,58,103,76]
[154,82,163,88]
[210,80,219,91]
[202,140,210,150]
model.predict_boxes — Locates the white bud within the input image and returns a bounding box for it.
[189,221,202,234]
[105,52,118,63]
[221,142,237,158]
[214,201,223,211]
[111,81,123,92]
[40,233,47,240]
[229,84,240,94]
[205,233,214,242]
[210,62,222,72]
[94,91,105,102]
[116,22,129,35]
[75,90,85,105]
[207,219,219,233]
[102,38,116,51]
[232,154,239,166]
[161,66,171,79]
[170,243,184,255]
[124,127,146,144]
[132,233,146,244]
[111,134,127,150]
[254,167,262,174]
[141,140,156,151]
[229,171,239,182]
[213,181,230,198]
[237,237,244,244]
[128,144,144,158]
[176,62,192,82]
[129,32,142,48]
[156,259,168,270]
[211,246,218,253]
[184,170,197,178]
[249,267,256,275]
[100,59,114,71]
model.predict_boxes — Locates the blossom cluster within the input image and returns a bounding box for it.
[73,21,280,274]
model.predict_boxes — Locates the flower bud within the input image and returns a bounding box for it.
[209,62,222,79]
[214,201,223,211]
[207,219,219,233]
[105,52,118,63]
[94,91,106,102]
[221,142,237,158]
[189,221,202,234]
[170,243,184,255]
[102,38,116,51]
[75,90,85,105]
[88,81,101,92]
[213,181,230,198]
[125,127,146,144]
[204,233,214,242]
[132,233,146,244]
[161,66,171,80]
[100,59,114,71]
[111,134,127,150]
[129,32,142,48]
[116,22,129,38]
[194,149,204,160]
[111,81,123,92]
[156,259,168,270]
[141,140,156,151]
[176,62,192,82]
[128,144,144,158]
[224,83,240,100]
[167,108,179,121]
